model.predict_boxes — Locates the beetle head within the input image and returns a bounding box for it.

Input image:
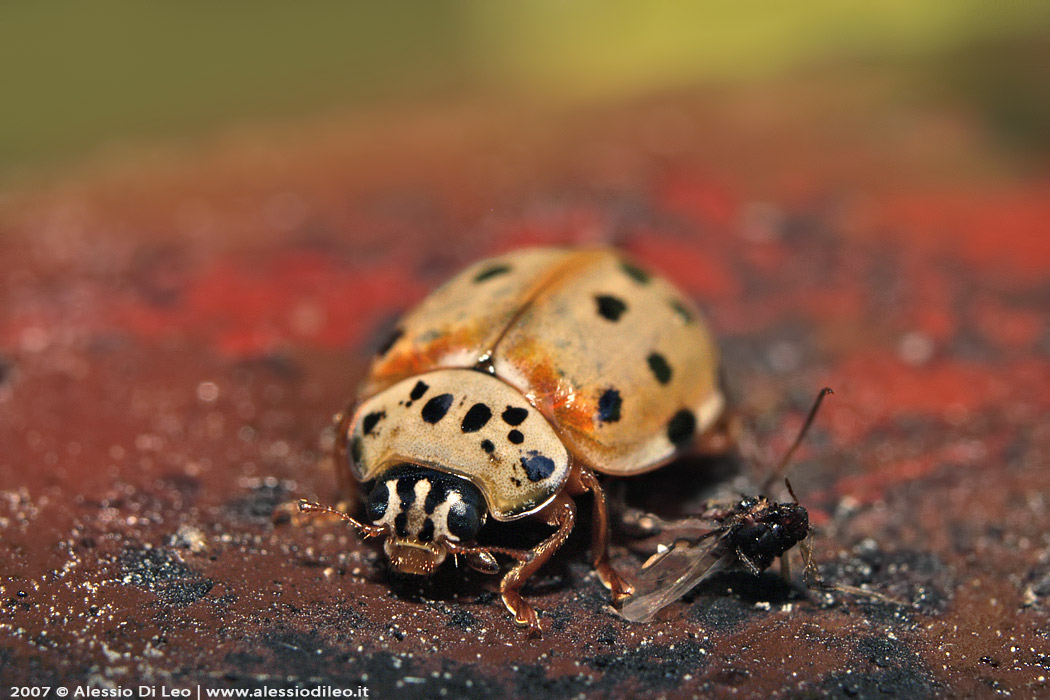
[366,466,487,576]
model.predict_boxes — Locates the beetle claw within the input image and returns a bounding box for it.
[502,590,542,634]
[598,565,635,603]
[465,550,500,574]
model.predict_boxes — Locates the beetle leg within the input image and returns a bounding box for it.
[799,535,819,587]
[463,550,500,574]
[445,540,531,566]
[694,406,739,455]
[736,549,762,576]
[779,550,792,582]
[578,469,634,602]
[500,495,576,633]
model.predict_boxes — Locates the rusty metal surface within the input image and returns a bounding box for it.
[2,92,1049,698]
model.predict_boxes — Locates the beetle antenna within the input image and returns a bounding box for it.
[298,499,388,539]
[761,388,833,494]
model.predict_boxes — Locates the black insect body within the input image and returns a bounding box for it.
[619,492,812,622]
[721,497,810,574]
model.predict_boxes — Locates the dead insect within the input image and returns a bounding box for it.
[620,388,832,623]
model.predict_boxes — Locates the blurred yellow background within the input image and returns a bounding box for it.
[1,2,1048,177]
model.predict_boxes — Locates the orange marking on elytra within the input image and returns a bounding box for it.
[509,341,595,437]
[369,325,484,390]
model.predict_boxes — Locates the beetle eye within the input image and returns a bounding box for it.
[446,499,482,541]
[366,481,390,522]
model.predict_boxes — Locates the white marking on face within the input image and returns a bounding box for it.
[405,479,432,535]
[431,491,463,542]
[375,484,401,530]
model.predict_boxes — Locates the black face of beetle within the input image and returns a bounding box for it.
[728,501,809,571]
[366,465,487,575]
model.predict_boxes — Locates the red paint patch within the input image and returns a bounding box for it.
[3,252,428,358]
[657,171,738,229]
[823,354,1049,445]
[878,186,1050,282]
[627,236,740,300]
[972,297,1044,352]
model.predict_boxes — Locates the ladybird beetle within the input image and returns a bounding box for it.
[302,247,734,631]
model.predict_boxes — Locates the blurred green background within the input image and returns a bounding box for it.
[2,2,1048,177]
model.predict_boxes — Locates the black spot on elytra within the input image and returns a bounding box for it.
[595,294,627,321]
[410,380,429,401]
[647,353,673,385]
[520,451,556,482]
[349,436,363,465]
[670,299,694,323]
[421,394,454,424]
[620,260,651,284]
[480,439,495,453]
[461,403,492,433]
[667,409,696,446]
[508,430,524,444]
[502,406,529,426]
[597,388,622,423]
[362,411,386,435]
[376,327,403,356]
[418,519,435,543]
[473,264,511,283]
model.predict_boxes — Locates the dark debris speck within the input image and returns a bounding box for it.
[118,547,213,606]
[584,638,711,690]
[225,479,291,523]
[804,635,940,700]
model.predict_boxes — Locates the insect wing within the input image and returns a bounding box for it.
[620,533,729,622]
